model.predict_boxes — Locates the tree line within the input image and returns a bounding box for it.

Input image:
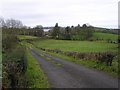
[0,18,44,37]
[1,18,118,41]
[1,18,94,40]
[49,23,94,40]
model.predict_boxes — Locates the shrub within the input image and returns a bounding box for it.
[97,52,115,66]
[2,31,28,87]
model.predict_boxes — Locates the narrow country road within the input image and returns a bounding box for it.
[30,48,118,88]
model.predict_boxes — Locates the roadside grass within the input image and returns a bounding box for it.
[93,32,118,41]
[40,54,45,57]
[49,60,63,68]
[45,57,52,60]
[18,37,51,88]
[44,51,118,77]
[56,63,63,67]
[18,35,38,40]
[25,49,50,88]
[2,43,28,88]
[20,41,34,49]
[32,39,117,52]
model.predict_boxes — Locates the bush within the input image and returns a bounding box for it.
[2,30,28,88]
[97,52,115,66]
[3,45,27,88]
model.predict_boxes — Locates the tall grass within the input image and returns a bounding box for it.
[2,30,28,88]
[2,44,28,88]
[17,35,50,88]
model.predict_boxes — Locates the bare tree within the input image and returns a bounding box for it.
[5,19,23,28]
[0,18,6,28]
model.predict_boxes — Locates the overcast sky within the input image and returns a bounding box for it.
[0,0,119,28]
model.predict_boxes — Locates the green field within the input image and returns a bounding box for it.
[93,32,118,41]
[18,32,118,53]
[18,35,118,77]
[18,35,39,40]
[32,39,117,52]
[3,20,119,88]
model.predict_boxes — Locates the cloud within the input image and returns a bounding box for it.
[0,0,119,28]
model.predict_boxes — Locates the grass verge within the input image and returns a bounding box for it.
[25,48,50,88]
[17,35,38,40]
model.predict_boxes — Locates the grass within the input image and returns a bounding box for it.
[18,36,50,88]
[45,57,52,60]
[25,48,50,88]
[49,60,63,68]
[18,35,118,77]
[93,32,118,41]
[56,63,63,67]
[17,35,117,53]
[18,35,39,40]
[32,39,117,52]
[40,54,45,57]
[20,41,34,49]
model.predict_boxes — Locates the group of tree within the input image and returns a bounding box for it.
[50,23,94,40]
[0,18,44,37]
[1,18,118,41]
[0,18,23,29]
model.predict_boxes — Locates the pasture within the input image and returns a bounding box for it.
[93,32,118,41]
[32,39,117,52]
[18,35,119,77]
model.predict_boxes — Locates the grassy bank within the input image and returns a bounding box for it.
[2,33,28,88]
[25,49,50,88]
[17,36,51,88]
[18,35,39,40]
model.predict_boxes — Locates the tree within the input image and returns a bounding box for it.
[82,24,87,28]
[82,24,93,40]
[77,24,80,28]
[33,25,43,29]
[51,23,60,39]
[5,19,23,28]
[32,25,44,37]
[33,29,44,37]
[0,18,6,28]
[64,26,71,40]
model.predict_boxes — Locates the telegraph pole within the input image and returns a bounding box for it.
[118,1,120,29]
